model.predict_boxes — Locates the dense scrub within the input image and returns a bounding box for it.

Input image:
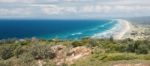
[0,38,150,66]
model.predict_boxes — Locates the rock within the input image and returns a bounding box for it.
[52,46,91,66]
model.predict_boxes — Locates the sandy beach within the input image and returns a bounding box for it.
[91,19,132,40]
[113,19,131,40]
[123,19,149,40]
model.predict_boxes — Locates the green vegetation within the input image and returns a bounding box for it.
[0,38,150,66]
[31,45,56,59]
[1,47,14,60]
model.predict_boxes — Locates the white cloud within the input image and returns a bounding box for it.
[42,5,63,15]
[0,0,149,4]
[38,4,150,16]
[0,8,32,16]
[0,0,17,3]
[0,0,35,3]
[0,0,92,3]
[40,5,77,15]
[1,4,150,18]
[0,0,150,18]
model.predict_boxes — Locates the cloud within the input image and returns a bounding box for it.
[41,5,63,15]
[0,8,32,16]
[38,4,150,17]
[0,0,89,3]
[0,0,150,18]
[40,5,77,15]
[0,0,149,4]
[1,4,150,18]
[0,0,35,3]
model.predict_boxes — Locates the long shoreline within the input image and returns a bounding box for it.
[91,19,131,40]
[113,19,131,40]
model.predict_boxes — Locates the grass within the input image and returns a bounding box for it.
[72,53,150,66]
[0,38,150,66]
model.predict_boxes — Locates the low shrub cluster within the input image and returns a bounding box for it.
[31,45,56,60]
[0,38,149,66]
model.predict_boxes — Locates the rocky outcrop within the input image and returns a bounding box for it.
[51,45,91,66]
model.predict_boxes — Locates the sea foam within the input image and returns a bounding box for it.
[91,19,130,39]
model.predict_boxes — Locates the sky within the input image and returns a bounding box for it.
[0,0,150,19]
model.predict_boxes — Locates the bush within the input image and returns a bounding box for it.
[14,46,23,58]
[114,44,126,52]
[126,43,136,52]
[31,45,56,60]
[125,42,148,54]
[0,61,12,66]
[1,48,14,60]
[19,53,34,64]
[71,41,84,47]
[135,44,148,54]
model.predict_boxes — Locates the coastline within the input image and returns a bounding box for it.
[123,19,149,40]
[113,19,131,40]
[91,19,132,40]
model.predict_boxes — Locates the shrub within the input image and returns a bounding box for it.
[125,41,148,54]
[88,40,98,47]
[0,61,12,66]
[1,48,14,60]
[19,53,34,64]
[31,45,56,60]
[14,46,23,58]
[114,44,127,52]
[71,41,84,47]
[126,43,136,52]
[135,44,148,54]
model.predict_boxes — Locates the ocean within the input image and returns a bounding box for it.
[0,19,117,39]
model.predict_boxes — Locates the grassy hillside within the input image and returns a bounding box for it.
[0,38,150,66]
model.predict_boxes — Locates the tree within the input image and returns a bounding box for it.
[109,36,114,42]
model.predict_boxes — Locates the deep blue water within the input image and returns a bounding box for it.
[0,20,117,39]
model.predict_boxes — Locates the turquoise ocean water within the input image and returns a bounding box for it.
[0,19,117,39]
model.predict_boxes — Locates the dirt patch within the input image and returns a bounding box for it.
[113,63,150,66]
[52,45,91,66]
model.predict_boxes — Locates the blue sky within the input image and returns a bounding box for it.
[0,0,150,19]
